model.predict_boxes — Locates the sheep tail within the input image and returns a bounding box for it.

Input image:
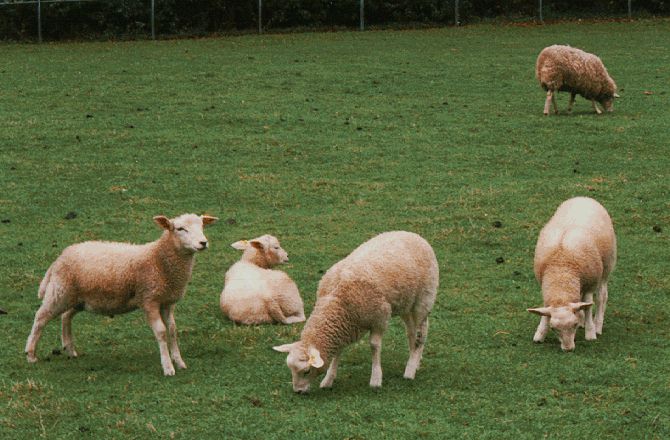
[37,266,53,299]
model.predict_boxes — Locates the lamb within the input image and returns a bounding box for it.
[220,235,305,325]
[536,44,618,115]
[528,197,616,351]
[25,213,218,375]
[273,231,439,393]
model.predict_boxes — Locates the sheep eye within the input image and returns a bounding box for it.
[176,227,187,232]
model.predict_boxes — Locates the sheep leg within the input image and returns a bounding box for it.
[596,282,608,335]
[61,308,79,358]
[265,298,290,324]
[567,92,576,113]
[551,92,558,114]
[543,90,553,115]
[26,305,60,363]
[583,292,597,340]
[369,330,384,388]
[404,316,429,380]
[591,100,603,115]
[533,316,550,342]
[160,304,186,370]
[320,354,339,389]
[145,304,176,376]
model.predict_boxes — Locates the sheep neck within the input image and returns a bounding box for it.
[301,296,361,363]
[541,265,582,306]
[242,249,273,269]
[153,232,195,284]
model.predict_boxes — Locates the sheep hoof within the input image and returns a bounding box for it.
[585,332,597,341]
[163,366,176,376]
[174,360,187,370]
[26,353,38,363]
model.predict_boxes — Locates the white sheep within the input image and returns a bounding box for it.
[528,197,616,351]
[25,213,218,375]
[273,231,439,393]
[220,235,305,325]
[536,44,618,115]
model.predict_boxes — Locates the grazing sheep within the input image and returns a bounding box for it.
[220,235,305,325]
[274,231,439,393]
[528,197,616,351]
[536,45,618,115]
[25,213,218,375]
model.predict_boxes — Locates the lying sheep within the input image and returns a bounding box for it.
[220,235,305,325]
[528,197,616,351]
[25,213,218,375]
[536,44,618,115]
[274,231,439,393]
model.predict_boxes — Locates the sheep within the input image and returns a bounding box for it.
[536,44,618,115]
[273,231,439,393]
[220,235,305,325]
[25,213,218,376]
[528,197,616,352]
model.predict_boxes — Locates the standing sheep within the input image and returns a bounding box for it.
[536,45,618,115]
[274,231,439,393]
[25,213,218,375]
[220,235,305,325]
[528,197,616,351]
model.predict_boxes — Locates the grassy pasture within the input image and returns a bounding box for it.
[1,19,669,439]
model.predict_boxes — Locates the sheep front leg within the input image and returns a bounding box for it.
[567,92,576,113]
[160,304,186,370]
[533,316,550,342]
[320,354,339,389]
[369,331,384,388]
[145,304,175,376]
[543,90,553,115]
[595,282,608,335]
[583,292,597,340]
[591,100,603,115]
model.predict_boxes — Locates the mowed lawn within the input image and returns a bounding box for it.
[0,19,668,439]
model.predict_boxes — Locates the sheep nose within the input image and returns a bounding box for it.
[199,241,208,249]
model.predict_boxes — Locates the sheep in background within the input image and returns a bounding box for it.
[274,231,439,393]
[25,213,218,375]
[220,235,304,325]
[536,45,618,115]
[528,197,616,351]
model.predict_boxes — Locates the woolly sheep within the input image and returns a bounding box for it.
[528,197,616,351]
[274,231,439,393]
[220,235,305,325]
[536,45,618,115]
[25,213,218,375]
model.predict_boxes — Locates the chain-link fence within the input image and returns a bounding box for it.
[1,0,667,42]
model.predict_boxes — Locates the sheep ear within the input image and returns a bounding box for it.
[570,302,593,312]
[153,216,173,231]
[527,307,552,317]
[249,240,265,251]
[201,215,219,226]
[273,342,298,353]
[613,93,621,98]
[308,347,324,368]
[231,240,249,250]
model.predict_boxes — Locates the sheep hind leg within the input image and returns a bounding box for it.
[26,303,65,363]
[160,304,186,370]
[61,308,80,358]
[404,315,429,380]
[369,330,384,388]
[551,92,559,114]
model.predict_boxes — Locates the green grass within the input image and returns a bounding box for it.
[1,19,669,439]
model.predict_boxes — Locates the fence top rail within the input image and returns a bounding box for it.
[0,0,103,5]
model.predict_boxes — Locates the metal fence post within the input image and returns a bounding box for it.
[455,0,459,26]
[37,0,42,42]
[150,0,155,39]
[539,0,543,22]
[258,0,262,33]
[628,0,632,18]
[360,0,364,31]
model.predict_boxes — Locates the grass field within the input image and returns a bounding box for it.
[1,19,669,439]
